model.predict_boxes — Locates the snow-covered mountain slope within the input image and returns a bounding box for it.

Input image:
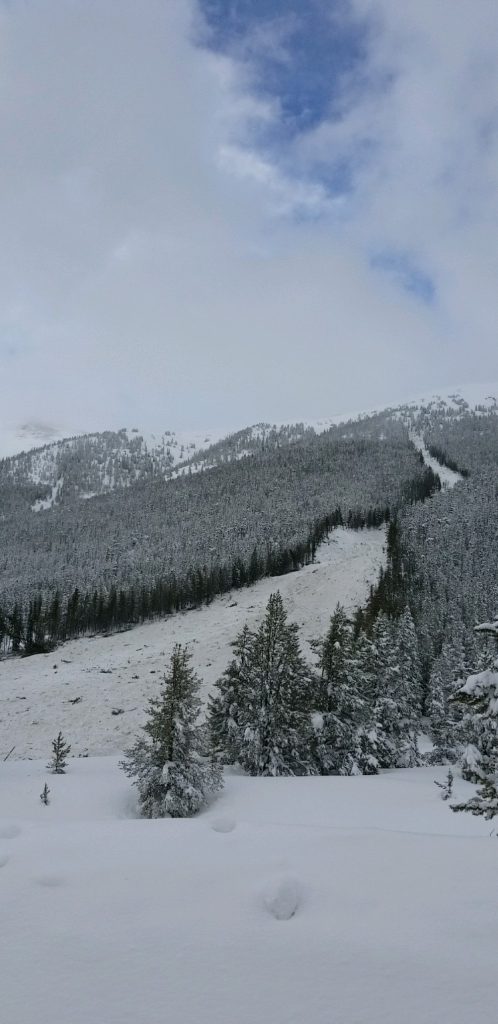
[0,527,386,759]
[0,756,494,1024]
[0,425,230,509]
[2,381,497,507]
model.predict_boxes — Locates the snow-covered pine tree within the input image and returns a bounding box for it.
[311,605,366,775]
[427,640,464,765]
[47,731,71,774]
[121,644,222,818]
[231,592,315,776]
[451,619,498,820]
[370,614,419,768]
[349,628,382,775]
[395,607,423,717]
[208,624,252,763]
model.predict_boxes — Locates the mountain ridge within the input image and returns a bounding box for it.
[2,383,497,509]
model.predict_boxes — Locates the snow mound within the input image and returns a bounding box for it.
[263,875,302,920]
[210,816,236,833]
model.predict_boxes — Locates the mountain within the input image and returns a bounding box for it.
[1,382,498,664]
[2,382,497,510]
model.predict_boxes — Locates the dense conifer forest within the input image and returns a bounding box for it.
[1,395,498,791]
[0,422,439,649]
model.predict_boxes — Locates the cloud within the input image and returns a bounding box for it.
[0,0,497,448]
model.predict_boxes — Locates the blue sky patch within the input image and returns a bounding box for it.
[371,250,436,305]
[199,0,370,139]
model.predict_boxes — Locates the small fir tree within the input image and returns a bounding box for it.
[40,782,50,805]
[121,645,223,818]
[48,731,71,774]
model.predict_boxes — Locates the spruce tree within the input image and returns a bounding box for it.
[426,641,464,765]
[451,620,498,820]
[208,625,252,763]
[48,731,71,774]
[395,607,423,716]
[209,593,315,776]
[229,592,315,776]
[121,645,222,817]
[311,605,366,775]
[369,614,419,769]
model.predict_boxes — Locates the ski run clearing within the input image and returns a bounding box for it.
[0,757,496,1024]
[0,526,385,759]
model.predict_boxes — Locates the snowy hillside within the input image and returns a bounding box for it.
[0,527,386,758]
[0,425,228,510]
[1,397,497,1024]
[2,381,497,506]
[0,756,495,1024]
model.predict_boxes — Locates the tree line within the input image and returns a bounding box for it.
[0,462,441,658]
[122,594,498,822]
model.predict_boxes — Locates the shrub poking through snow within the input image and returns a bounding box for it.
[40,782,50,805]
[434,769,453,801]
[47,731,71,774]
[121,644,223,818]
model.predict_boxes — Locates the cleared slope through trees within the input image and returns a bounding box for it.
[0,528,386,759]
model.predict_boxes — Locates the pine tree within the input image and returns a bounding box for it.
[369,614,419,769]
[451,620,498,820]
[209,593,315,776]
[426,642,463,765]
[311,605,366,775]
[8,603,24,654]
[395,607,423,716]
[121,645,223,818]
[349,629,382,774]
[47,731,71,774]
[208,625,252,763]
[40,782,50,806]
[228,592,315,776]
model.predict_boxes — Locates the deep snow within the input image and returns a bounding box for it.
[0,527,386,759]
[0,756,496,1024]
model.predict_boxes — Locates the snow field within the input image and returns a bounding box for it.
[0,527,386,759]
[0,757,496,1024]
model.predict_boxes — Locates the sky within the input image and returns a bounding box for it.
[0,0,497,452]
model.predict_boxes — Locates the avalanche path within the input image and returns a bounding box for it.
[0,527,386,759]
[409,433,463,488]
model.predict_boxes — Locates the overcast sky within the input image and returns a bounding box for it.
[1,0,497,451]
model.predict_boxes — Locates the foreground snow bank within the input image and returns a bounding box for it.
[0,757,496,1024]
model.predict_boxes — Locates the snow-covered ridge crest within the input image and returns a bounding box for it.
[1,382,497,510]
